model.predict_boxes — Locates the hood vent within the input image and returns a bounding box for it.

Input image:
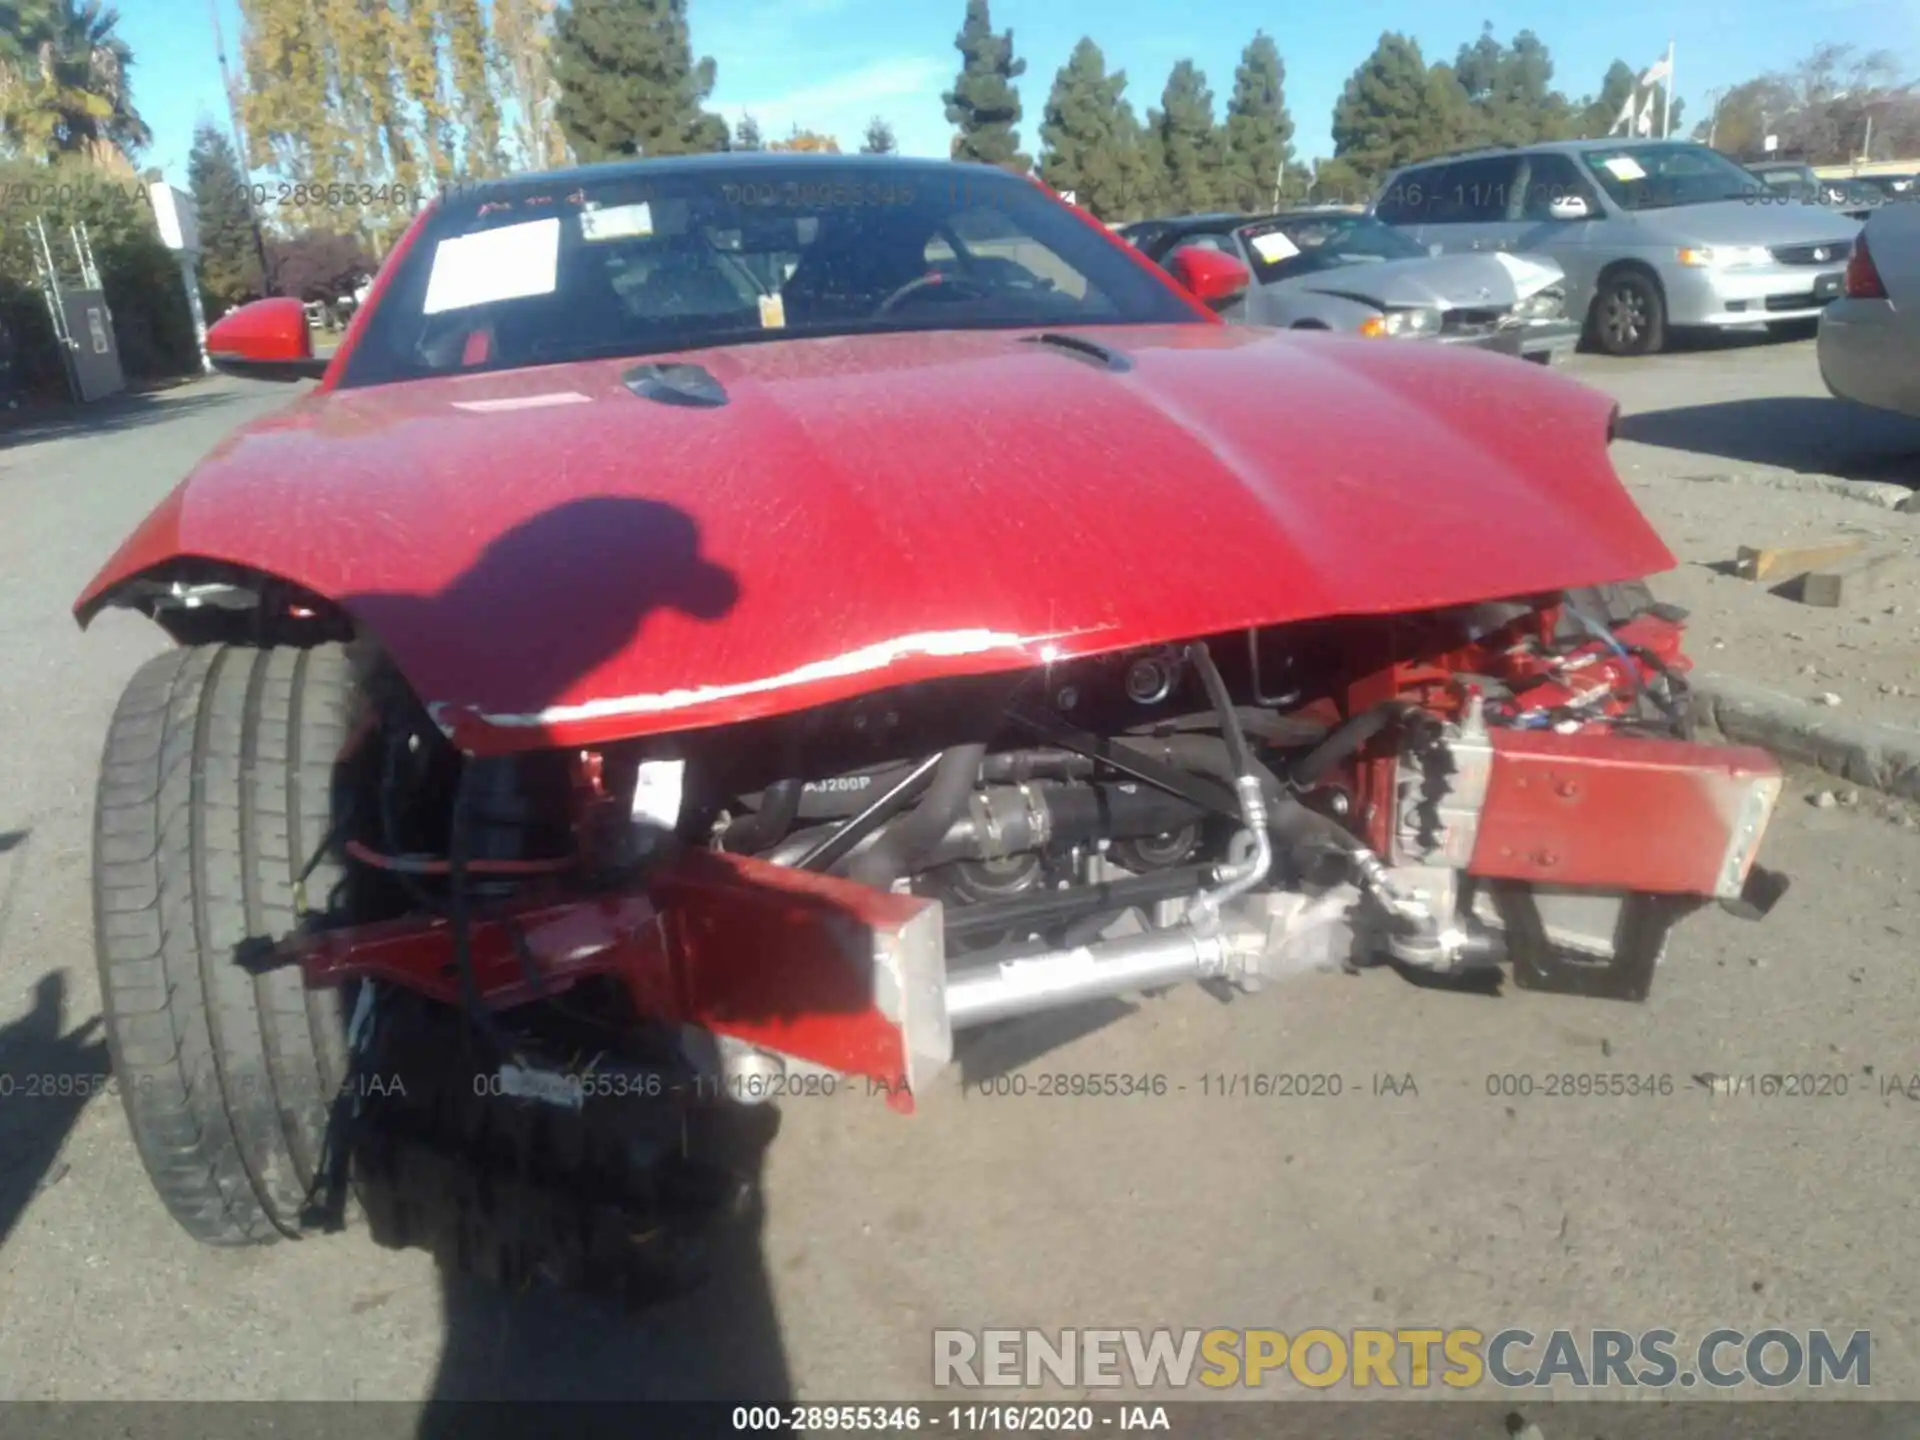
[1020,331,1133,373]
[623,362,730,407]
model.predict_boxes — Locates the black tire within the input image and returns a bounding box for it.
[93,643,359,1246]
[1588,269,1667,357]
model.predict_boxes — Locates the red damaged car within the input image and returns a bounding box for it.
[76,155,1785,1296]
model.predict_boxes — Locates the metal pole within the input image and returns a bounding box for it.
[179,251,213,373]
[1662,42,1673,139]
[210,0,276,296]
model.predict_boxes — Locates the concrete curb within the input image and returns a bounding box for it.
[1655,468,1920,513]
[1691,671,1920,802]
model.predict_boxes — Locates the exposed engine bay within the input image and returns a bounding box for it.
[298,585,1786,1117]
[84,575,1792,1304]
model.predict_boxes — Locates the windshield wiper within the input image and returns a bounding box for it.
[1019,331,1133,373]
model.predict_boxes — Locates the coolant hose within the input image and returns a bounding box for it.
[1288,701,1413,791]
[842,744,987,887]
[722,777,803,853]
[1187,642,1256,777]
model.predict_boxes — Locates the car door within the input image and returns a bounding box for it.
[1420,154,1526,255]
[1511,151,1607,317]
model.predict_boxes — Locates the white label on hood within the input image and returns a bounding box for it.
[1249,231,1300,263]
[423,218,560,315]
[1602,156,1647,181]
[1489,250,1564,294]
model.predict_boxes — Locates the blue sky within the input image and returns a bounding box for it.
[120,0,1920,187]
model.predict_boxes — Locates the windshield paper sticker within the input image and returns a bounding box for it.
[1601,156,1647,181]
[423,217,561,315]
[758,292,787,329]
[1249,231,1299,263]
[580,202,653,242]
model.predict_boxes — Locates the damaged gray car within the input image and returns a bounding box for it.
[1120,209,1580,363]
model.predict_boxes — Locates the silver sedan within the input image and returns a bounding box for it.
[1122,211,1581,364]
[1818,200,1920,418]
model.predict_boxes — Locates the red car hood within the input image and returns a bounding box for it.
[78,325,1671,753]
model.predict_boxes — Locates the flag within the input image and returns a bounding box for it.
[1641,55,1672,86]
[1609,86,1638,135]
[1635,91,1656,136]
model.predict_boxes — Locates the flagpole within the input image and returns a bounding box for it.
[1662,41,1674,138]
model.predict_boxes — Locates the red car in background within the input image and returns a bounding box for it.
[75,153,1784,1299]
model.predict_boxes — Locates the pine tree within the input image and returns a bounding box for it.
[552,0,727,160]
[1579,60,1637,137]
[1221,31,1293,213]
[187,121,263,312]
[734,113,763,150]
[1330,32,1471,183]
[1152,61,1223,213]
[860,116,897,154]
[1451,23,1573,146]
[943,0,1027,170]
[1036,38,1146,221]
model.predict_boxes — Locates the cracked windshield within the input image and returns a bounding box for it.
[1,0,1917,1434]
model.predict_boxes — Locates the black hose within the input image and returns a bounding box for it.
[722,777,803,853]
[1115,734,1285,800]
[1187,642,1255,778]
[842,744,987,887]
[1125,707,1329,745]
[1289,701,1413,791]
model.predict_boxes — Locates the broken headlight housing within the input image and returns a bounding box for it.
[1516,286,1566,320]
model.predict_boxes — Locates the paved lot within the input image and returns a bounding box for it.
[0,342,1917,1412]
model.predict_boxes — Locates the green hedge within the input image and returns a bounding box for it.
[0,157,201,395]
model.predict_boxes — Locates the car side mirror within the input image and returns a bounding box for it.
[205,297,330,382]
[1547,196,1592,221]
[1167,248,1250,310]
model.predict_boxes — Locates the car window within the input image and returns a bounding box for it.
[1580,142,1762,211]
[1375,165,1447,225]
[1425,155,1523,223]
[1518,153,1597,220]
[340,165,1198,388]
[1235,214,1426,283]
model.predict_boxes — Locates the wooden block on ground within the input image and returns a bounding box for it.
[1736,537,1869,582]
[1800,544,1916,608]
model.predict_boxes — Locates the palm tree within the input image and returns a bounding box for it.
[1,0,150,166]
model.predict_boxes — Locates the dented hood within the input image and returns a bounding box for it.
[77,324,1672,753]
[1286,250,1566,310]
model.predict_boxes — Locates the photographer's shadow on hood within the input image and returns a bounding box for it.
[346,494,742,728]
